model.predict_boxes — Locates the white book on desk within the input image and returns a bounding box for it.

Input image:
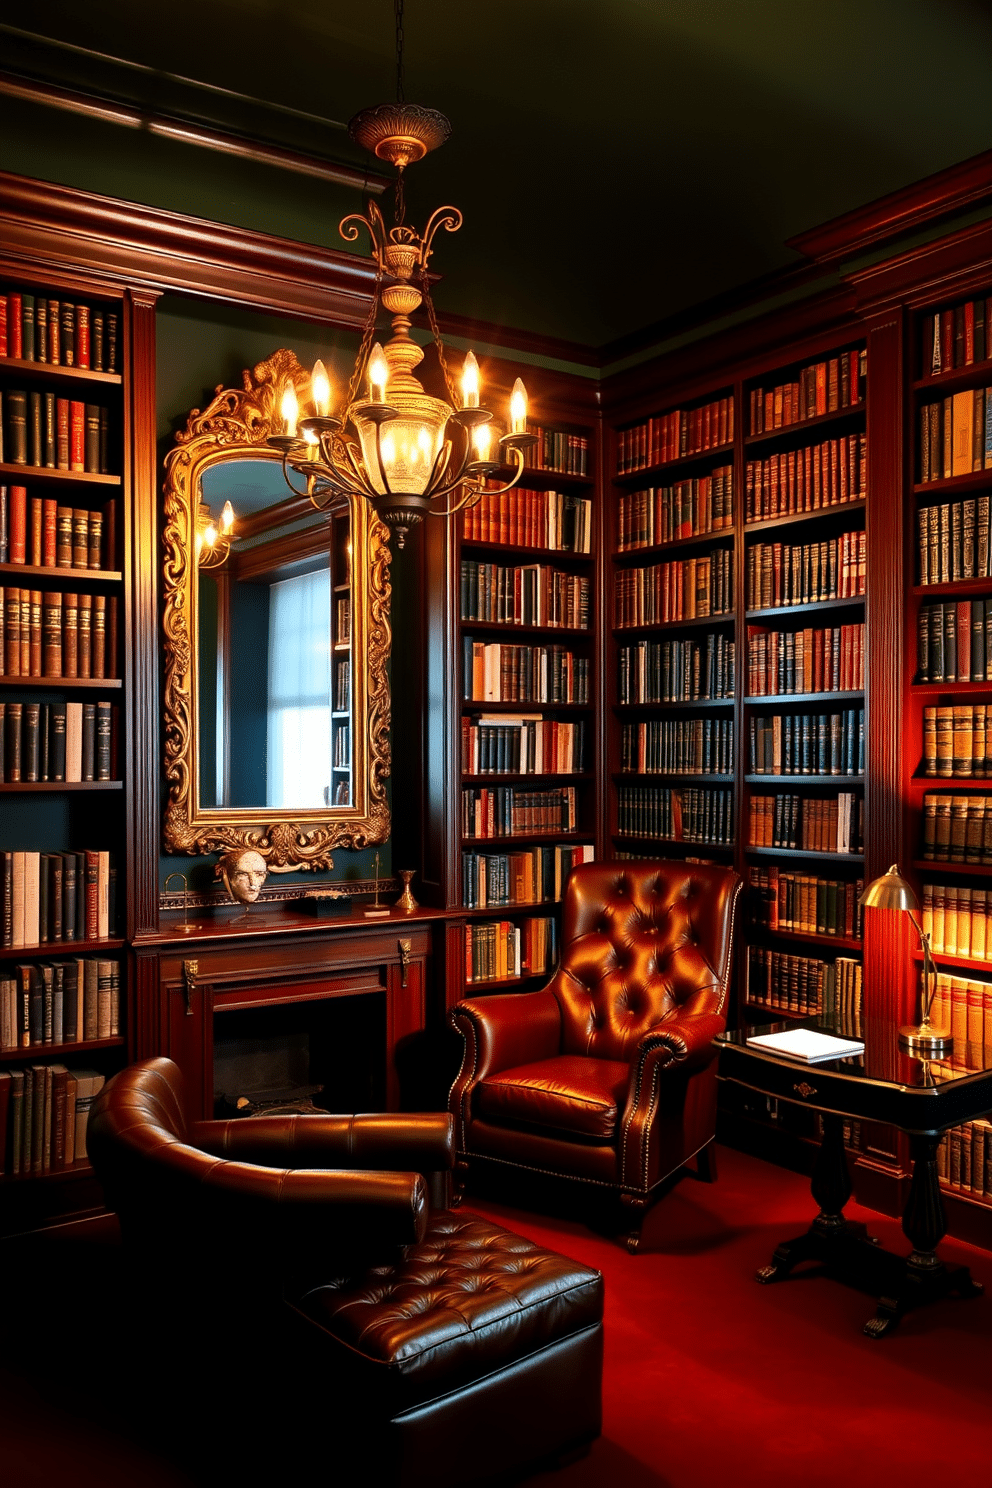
[745,1028,865,1063]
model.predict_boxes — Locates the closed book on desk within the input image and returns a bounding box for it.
[746,1028,865,1062]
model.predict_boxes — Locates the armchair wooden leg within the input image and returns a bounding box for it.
[696,1141,718,1184]
[452,1157,469,1207]
[619,1193,648,1254]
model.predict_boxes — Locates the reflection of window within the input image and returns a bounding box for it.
[266,569,331,809]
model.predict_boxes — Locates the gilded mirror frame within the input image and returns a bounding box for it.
[162,349,391,866]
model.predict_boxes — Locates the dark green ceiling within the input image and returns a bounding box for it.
[3,0,992,348]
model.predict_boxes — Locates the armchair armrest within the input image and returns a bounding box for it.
[190,1112,454,1174]
[633,1009,726,1076]
[449,990,562,1143]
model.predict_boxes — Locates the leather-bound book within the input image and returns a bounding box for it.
[0,1071,10,1176]
[47,300,60,364]
[81,701,95,782]
[72,853,86,942]
[96,700,111,781]
[42,590,61,677]
[47,852,63,945]
[42,498,56,566]
[48,704,66,781]
[55,505,72,567]
[87,508,102,570]
[7,389,27,463]
[38,702,49,780]
[5,701,22,781]
[0,486,7,565]
[64,701,82,783]
[96,958,113,1038]
[28,589,41,676]
[19,589,30,676]
[51,1065,68,1167]
[22,702,39,782]
[8,485,26,564]
[20,293,34,361]
[82,957,98,1040]
[75,304,90,369]
[56,398,69,469]
[1,852,12,947]
[98,408,109,473]
[35,298,47,364]
[59,852,75,941]
[106,313,118,372]
[84,405,100,473]
[84,855,99,943]
[72,509,88,568]
[60,303,74,366]
[77,591,92,678]
[106,594,117,677]
[0,294,7,356]
[29,496,42,566]
[61,592,77,676]
[8,293,21,358]
[28,390,42,467]
[69,401,84,471]
[22,851,40,948]
[91,310,104,372]
[91,593,106,679]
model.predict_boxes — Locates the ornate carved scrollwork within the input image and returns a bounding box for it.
[162,349,391,867]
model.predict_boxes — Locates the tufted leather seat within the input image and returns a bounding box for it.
[450,859,741,1247]
[88,1057,603,1486]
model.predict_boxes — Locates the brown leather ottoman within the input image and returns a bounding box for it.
[288,1210,604,1487]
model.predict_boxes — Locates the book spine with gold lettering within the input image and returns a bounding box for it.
[28,590,41,678]
[61,593,77,678]
[71,509,88,569]
[91,595,106,680]
[42,591,62,678]
[76,593,92,680]
[55,506,72,568]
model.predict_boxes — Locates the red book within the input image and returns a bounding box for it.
[815,362,827,416]
[0,295,7,356]
[42,499,57,567]
[8,486,27,564]
[69,402,85,472]
[75,305,90,369]
[965,301,975,366]
[8,293,21,358]
[56,399,70,469]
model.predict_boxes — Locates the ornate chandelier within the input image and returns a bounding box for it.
[269,2,535,549]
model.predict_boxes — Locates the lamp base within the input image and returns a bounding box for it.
[898,1024,953,1056]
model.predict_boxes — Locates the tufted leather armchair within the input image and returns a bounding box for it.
[449,859,741,1247]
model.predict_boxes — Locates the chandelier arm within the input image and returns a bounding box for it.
[422,439,455,498]
[344,256,385,409]
[340,439,385,499]
[427,482,485,518]
[280,452,317,500]
[418,266,460,408]
[420,206,463,266]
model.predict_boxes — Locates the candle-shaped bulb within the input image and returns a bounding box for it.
[510,377,528,435]
[220,500,235,534]
[203,522,218,548]
[368,343,389,402]
[461,349,480,409]
[473,423,492,462]
[281,384,299,438]
[311,358,332,416]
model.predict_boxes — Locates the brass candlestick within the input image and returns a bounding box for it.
[396,869,419,911]
[164,871,195,934]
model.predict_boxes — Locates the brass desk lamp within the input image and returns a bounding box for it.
[859,864,952,1055]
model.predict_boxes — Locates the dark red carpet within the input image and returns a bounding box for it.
[1,1145,989,1487]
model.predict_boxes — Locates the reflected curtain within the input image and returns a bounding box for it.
[266,569,331,808]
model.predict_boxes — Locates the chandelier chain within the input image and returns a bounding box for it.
[346,257,385,409]
[419,265,459,408]
[395,0,405,103]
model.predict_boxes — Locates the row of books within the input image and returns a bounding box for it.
[462,640,590,705]
[461,716,587,776]
[619,718,734,777]
[745,532,866,610]
[1,490,116,569]
[461,785,580,839]
[1,957,119,1048]
[461,844,594,908]
[922,883,992,962]
[0,1066,105,1177]
[748,793,863,854]
[617,635,735,704]
[2,586,117,679]
[615,467,733,552]
[923,297,992,377]
[334,658,350,712]
[335,596,350,646]
[746,623,864,696]
[748,867,864,940]
[918,390,992,482]
[464,916,557,984]
[0,291,117,369]
[747,946,863,1034]
[332,724,350,770]
[922,705,992,778]
[616,785,734,846]
[1,699,115,783]
[613,550,733,628]
[522,425,589,478]
[616,395,734,475]
[1,849,114,948]
[744,434,867,521]
[930,974,992,1068]
[1,392,111,474]
[459,561,591,630]
[748,709,864,777]
[747,351,865,434]
[921,794,992,863]
[463,488,592,554]
[917,601,992,682]
[938,1122,992,1199]
[916,498,992,585]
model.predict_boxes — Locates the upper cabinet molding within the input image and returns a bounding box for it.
[0,170,377,326]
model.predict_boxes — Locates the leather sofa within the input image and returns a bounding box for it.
[450,859,741,1248]
[88,1056,604,1486]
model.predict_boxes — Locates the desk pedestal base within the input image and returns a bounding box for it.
[755,1117,984,1336]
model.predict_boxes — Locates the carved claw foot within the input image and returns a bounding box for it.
[864,1303,899,1339]
[626,1229,643,1255]
[755,1263,781,1284]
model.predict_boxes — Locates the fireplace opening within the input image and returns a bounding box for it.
[213,991,387,1118]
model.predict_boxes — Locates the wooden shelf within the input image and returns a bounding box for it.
[614,698,735,711]
[0,1036,125,1063]
[612,527,734,564]
[497,464,593,489]
[614,771,733,785]
[912,948,992,977]
[462,831,590,847]
[461,901,563,917]
[748,925,863,952]
[746,846,864,863]
[462,699,590,713]
[0,355,121,387]
[745,498,866,534]
[0,462,119,487]
[745,596,864,620]
[744,1002,817,1021]
[0,562,121,583]
[613,612,735,637]
[461,538,593,563]
[0,937,124,958]
[913,859,992,877]
[0,676,121,690]
[612,834,734,852]
[912,680,992,694]
[0,781,122,792]
[910,774,992,790]
[745,691,864,706]
[463,772,593,784]
[464,971,550,992]
[613,441,734,486]
[912,577,992,599]
[460,619,592,640]
[913,363,992,396]
[744,405,865,447]
[913,469,992,498]
[744,774,864,786]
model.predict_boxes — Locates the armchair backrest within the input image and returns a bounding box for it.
[549,860,741,1063]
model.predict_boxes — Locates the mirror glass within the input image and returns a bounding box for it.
[196,459,353,815]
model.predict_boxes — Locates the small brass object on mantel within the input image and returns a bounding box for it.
[363,852,390,918]
[164,871,195,933]
[396,869,419,912]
